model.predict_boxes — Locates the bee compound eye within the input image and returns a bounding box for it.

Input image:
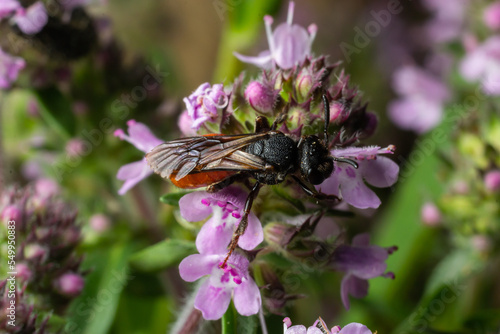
[308,170,325,185]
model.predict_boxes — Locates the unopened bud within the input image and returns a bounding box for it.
[16,263,32,282]
[24,243,47,260]
[296,69,313,102]
[421,202,441,226]
[245,81,276,114]
[484,170,500,192]
[90,214,111,232]
[264,223,296,247]
[65,138,87,158]
[471,235,492,253]
[1,205,21,222]
[54,273,85,297]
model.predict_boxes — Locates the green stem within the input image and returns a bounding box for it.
[221,301,237,334]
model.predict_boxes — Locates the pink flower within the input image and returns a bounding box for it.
[330,234,396,310]
[182,82,230,131]
[0,48,25,89]
[283,317,373,334]
[316,146,399,209]
[179,186,263,254]
[12,1,48,35]
[54,273,85,297]
[234,2,317,69]
[484,2,500,30]
[421,0,469,43]
[0,0,20,20]
[388,65,450,133]
[114,120,163,195]
[179,251,261,320]
[420,202,442,226]
[460,36,500,95]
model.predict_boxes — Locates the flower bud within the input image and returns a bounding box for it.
[245,81,276,114]
[1,205,21,222]
[420,202,441,226]
[452,180,469,194]
[471,235,492,253]
[295,69,313,102]
[54,273,85,297]
[65,138,88,158]
[16,263,32,282]
[89,213,111,232]
[264,222,296,247]
[34,178,60,200]
[24,243,47,261]
[484,170,500,192]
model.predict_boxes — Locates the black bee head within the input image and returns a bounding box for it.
[298,135,334,185]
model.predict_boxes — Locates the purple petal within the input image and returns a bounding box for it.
[392,65,450,102]
[339,323,373,334]
[272,24,310,69]
[360,157,399,188]
[285,325,307,334]
[306,328,324,334]
[340,274,368,310]
[233,51,273,69]
[237,212,263,250]
[332,244,388,279]
[315,169,341,197]
[388,96,443,134]
[352,233,370,247]
[196,215,232,254]
[0,0,20,19]
[484,2,500,30]
[179,191,213,222]
[0,48,25,89]
[338,172,381,209]
[210,186,248,209]
[126,121,163,152]
[194,279,232,320]
[116,159,152,195]
[179,254,220,282]
[178,109,197,136]
[13,2,48,35]
[233,278,261,316]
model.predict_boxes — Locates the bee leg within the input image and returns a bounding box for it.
[291,175,341,202]
[220,182,262,268]
[207,174,246,193]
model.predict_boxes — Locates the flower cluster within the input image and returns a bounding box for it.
[283,317,372,334]
[0,184,85,331]
[115,1,398,328]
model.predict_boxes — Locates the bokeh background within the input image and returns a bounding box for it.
[1,0,500,333]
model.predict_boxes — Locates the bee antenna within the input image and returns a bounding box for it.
[331,156,358,169]
[322,94,330,146]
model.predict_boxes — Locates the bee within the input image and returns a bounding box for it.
[146,95,357,267]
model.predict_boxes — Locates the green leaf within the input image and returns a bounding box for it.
[129,239,196,272]
[33,87,76,139]
[159,191,192,206]
[65,240,137,334]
